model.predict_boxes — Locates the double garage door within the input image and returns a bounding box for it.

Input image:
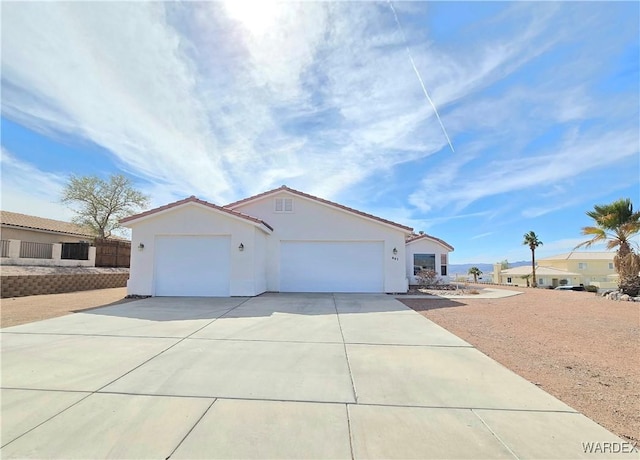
[280,241,384,293]
[153,237,384,295]
[154,236,230,296]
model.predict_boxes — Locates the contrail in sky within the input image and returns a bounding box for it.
[387,0,455,153]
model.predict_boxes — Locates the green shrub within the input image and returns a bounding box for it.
[585,285,598,293]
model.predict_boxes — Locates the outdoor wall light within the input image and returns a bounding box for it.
[392,247,398,255]
[138,243,145,250]
[238,243,244,251]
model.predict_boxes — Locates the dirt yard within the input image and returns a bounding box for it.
[1,287,130,328]
[399,286,640,443]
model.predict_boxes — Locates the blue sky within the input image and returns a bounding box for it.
[1,1,638,264]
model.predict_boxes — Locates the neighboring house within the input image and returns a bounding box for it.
[492,251,617,289]
[122,186,453,297]
[405,233,454,284]
[0,210,94,244]
[0,210,97,266]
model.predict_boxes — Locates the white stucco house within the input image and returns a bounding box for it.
[405,233,454,284]
[121,186,453,296]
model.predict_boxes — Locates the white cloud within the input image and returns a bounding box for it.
[2,2,443,203]
[0,149,72,220]
[2,2,231,199]
[410,125,638,214]
[1,0,637,233]
[471,232,494,240]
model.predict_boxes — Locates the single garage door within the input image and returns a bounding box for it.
[154,236,230,296]
[280,241,384,293]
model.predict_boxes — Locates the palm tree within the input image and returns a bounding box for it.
[575,198,640,296]
[523,231,543,287]
[468,267,482,283]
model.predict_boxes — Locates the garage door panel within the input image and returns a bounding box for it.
[155,236,230,297]
[280,242,383,293]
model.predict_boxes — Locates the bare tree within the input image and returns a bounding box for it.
[61,174,149,238]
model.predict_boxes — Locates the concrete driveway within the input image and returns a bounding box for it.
[0,293,631,459]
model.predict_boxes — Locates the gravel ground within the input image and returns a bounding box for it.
[0,287,130,328]
[399,286,640,443]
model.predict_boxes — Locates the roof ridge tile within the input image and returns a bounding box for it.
[225,185,413,233]
[0,210,94,237]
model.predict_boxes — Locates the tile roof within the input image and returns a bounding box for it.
[120,196,274,231]
[405,233,454,251]
[225,185,413,233]
[0,210,94,237]
[539,251,615,261]
[499,266,581,276]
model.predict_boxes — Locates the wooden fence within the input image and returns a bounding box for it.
[94,238,131,267]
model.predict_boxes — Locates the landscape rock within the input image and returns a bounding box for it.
[603,290,637,301]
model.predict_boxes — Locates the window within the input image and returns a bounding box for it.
[507,277,512,284]
[413,253,435,275]
[538,278,544,285]
[440,253,448,276]
[578,262,587,270]
[275,198,293,213]
[609,263,614,270]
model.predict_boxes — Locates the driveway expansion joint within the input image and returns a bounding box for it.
[92,297,255,393]
[345,404,356,460]
[471,408,521,460]
[0,331,187,339]
[165,398,217,459]
[332,293,359,404]
[0,390,93,449]
[186,336,344,345]
[344,341,475,348]
[94,391,357,405]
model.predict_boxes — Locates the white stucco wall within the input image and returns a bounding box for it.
[252,227,268,295]
[125,203,268,296]
[231,191,409,293]
[0,240,96,267]
[405,238,452,284]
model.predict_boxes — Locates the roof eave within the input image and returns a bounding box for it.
[405,234,454,251]
[120,199,273,234]
[0,223,93,238]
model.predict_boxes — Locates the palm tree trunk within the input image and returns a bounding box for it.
[531,248,537,288]
[616,245,640,296]
[619,273,640,297]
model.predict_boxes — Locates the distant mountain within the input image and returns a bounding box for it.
[448,261,529,276]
